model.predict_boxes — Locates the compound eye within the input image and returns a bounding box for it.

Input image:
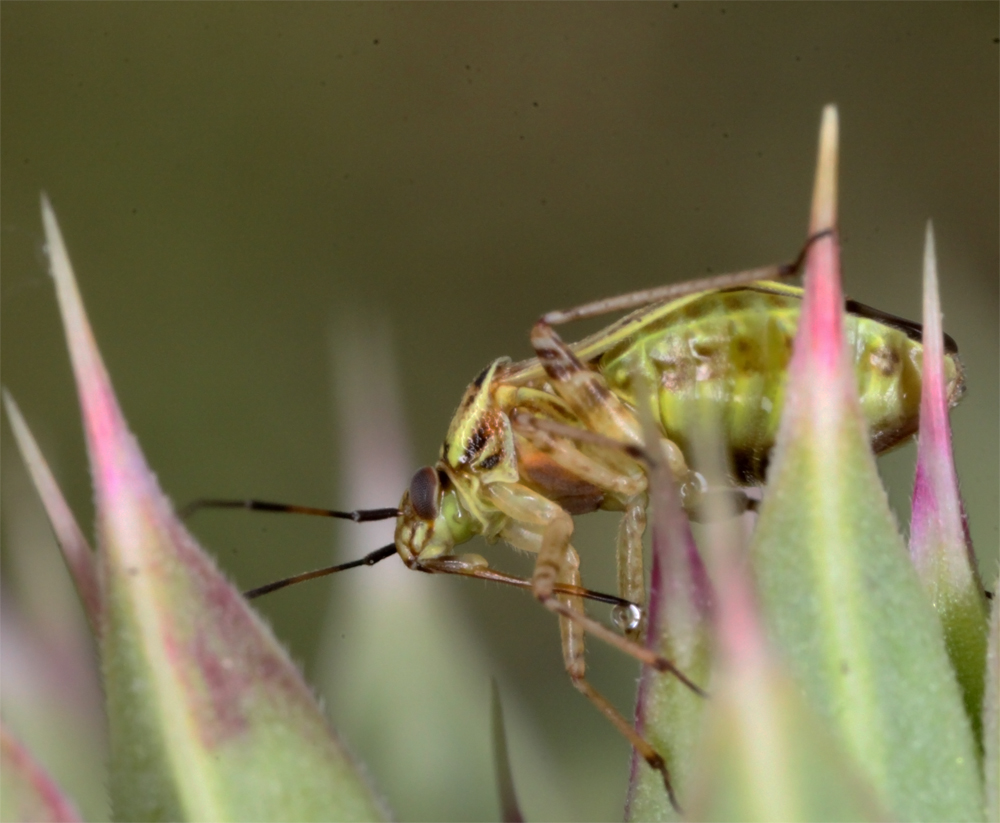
[409,466,440,520]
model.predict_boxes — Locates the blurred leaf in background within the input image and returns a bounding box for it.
[317,313,586,821]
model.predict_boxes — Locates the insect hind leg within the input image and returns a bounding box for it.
[539,229,833,328]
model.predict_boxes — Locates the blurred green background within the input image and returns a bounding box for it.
[2,4,996,821]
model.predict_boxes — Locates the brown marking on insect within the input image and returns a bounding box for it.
[547,363,571,381]
[870,417,919,455]
[518,450,606,514]
[721,292,746,317]
[870,344,902,377]
[463,424,489,462]
[478,453,502,471]
[473,364,491,388]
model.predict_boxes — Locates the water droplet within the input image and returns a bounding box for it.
[680,470,708,504]
[612,603,643,632]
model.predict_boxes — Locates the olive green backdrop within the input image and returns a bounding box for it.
[2,4,997,822]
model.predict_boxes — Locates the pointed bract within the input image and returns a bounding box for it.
[3,392,102,633]
[909,222,989,742]
[749,109,982,819]
[40,198,386,821]
[626,401,712,821]
[491,681,525,823]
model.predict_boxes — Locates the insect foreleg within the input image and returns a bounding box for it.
[516,412,758,522]
[487,483,705,691]
[511,413,650,638]
[554,542,683,813]
[513,413,691,481]
[417,554,642,610]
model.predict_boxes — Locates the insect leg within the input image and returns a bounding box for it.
[530,316,642,444]
[511,412,696,643]
[516,413,758,522]
[511,411,645,497]
[511,412,651,639]
[616,494,647,640]
[555,543,682,813]
[486,483,706,692]
[540,230,831,327]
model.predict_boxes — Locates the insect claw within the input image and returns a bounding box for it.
[648,752,682,815]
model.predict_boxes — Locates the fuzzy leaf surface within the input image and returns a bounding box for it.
[39,198,386,822]
[750,109,982,821]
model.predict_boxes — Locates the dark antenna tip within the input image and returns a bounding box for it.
[244,542,398,600]
[180,497,400,523]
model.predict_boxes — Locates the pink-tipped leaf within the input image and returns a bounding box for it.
[687,487,886,823]
[749,107,982,819]
[40,196,386,821]
[909,222,989,742]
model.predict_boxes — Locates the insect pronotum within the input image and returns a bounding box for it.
[186,231,965,811]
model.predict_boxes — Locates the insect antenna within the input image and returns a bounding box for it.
[180,497,400,523]
[244,543,398,599]
[180,498,401,598]
[184,498,647,611]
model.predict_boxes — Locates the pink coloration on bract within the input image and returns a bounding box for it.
[907,222,989,745]
[909,223,978,586]
[625,387,713,818]
[1,724,82,823]
[746,108,984,822]
[682,106,896,823]
[793,107,846,389]
[35,197,384,821]
[41,196,321,743]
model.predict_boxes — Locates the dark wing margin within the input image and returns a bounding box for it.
[739,282,958,355]
[845,298,959,354]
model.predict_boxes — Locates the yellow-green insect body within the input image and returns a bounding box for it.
[397,281,964,571]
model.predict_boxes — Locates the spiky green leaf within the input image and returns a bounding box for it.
[750,108,982,820]
[31,197,386,822]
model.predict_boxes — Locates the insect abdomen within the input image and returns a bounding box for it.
[597,288,963,484]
